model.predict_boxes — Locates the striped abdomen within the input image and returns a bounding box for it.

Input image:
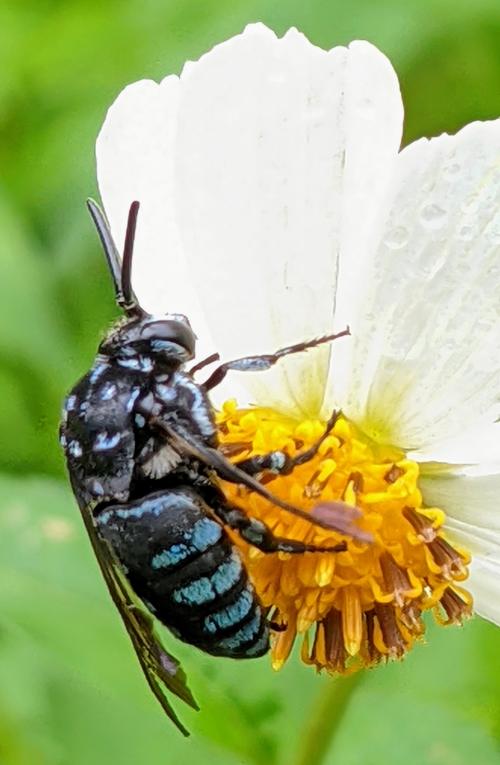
[96,488,270,658]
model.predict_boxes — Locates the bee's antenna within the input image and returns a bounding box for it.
[86,198,144,317]
[121,200,140,312]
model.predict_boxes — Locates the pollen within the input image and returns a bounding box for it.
[216,401,472,674]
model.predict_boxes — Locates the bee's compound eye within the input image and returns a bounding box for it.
[141,320,196,356]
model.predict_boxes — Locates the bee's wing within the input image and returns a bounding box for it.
[79,503,199,736]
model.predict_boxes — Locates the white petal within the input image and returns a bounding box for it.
[97,79,178,313]
[173,25,403,414]
[420,470,500,530]
[96,77,218,370]
[411,420,500,468]
[444,512,500,625]
[97,96,243,411]
[466,557,500,625]
[420,470,500,623]
[335,120,500,448]
[96,25,403,411]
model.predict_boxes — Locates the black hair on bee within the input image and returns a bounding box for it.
[60,199,360,735]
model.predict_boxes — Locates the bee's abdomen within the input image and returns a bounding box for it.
[96,488,270,659]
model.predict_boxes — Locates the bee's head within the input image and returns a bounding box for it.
[99,313,196,369]
[87,200,196,370]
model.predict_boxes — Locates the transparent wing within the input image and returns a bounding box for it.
[79,502,199,736]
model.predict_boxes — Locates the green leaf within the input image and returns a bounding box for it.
[0,474,315,763]
[7,476,500,765]
[293,620,500,765]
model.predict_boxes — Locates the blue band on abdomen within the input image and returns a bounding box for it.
[151,544,191,569]
[172,553,243,606]
[204,589,253,635]
[215,611,262,651]
[150,517,223,571]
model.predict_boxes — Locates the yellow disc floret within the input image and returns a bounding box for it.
[217,401,472,673]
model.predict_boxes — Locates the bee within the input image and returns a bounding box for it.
[60,199,360,735]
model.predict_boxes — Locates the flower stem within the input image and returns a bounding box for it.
[292,673,362,765]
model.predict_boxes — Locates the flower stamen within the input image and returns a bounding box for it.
[217,402,472,673]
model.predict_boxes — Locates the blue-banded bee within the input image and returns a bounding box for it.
[60,200,361,735]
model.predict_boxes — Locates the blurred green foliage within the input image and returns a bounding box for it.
[1,0,500,763]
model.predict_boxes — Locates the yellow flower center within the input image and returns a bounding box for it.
[217,401,472,673]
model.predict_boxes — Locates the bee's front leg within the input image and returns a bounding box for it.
[201,328,350,391]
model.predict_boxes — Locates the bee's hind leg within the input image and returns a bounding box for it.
[214,502,346,556]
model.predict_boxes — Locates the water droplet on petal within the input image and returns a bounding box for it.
[384,226,409,250]
[457,224,475,242]
[420,203,448,230]
[441,340,457,354]
[461,194,479,214]
[442,162,460,178]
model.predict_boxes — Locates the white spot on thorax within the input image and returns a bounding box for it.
[94,432,121,451]
[117,356,153,372]
[169,372,215,438]
[89,363,108,384]
[99,382,117,400]
[65,395,77,412]
[155,383,176,402]
[68,440,82,458]
[126,388,140,413]
[91,479,105,496]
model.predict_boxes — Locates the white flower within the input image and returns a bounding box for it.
[96,23,500,662]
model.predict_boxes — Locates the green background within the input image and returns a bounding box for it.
[1,1,500,763]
